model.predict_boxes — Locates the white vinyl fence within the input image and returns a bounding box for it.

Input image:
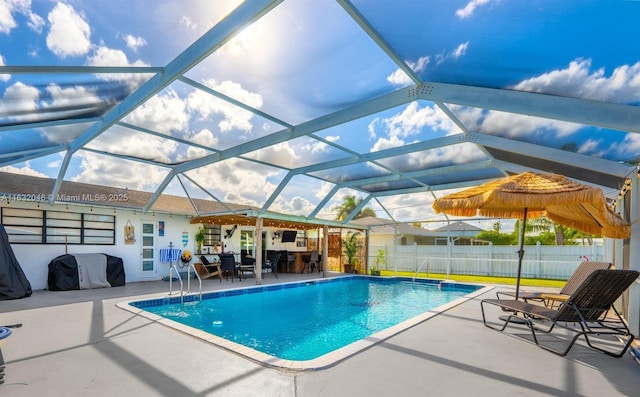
[369,242,605,281]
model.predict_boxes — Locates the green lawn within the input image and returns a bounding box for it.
[379,270,566,288]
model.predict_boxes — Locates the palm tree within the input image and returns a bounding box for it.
[517,216,568,245]
[332,195,376,221]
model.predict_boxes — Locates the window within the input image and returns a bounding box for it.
[1,207,115,244]
[203,224,221,246]
[296,231,307,247]
[1,207,43,243]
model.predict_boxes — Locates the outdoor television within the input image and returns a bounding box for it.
[281,230,297,243]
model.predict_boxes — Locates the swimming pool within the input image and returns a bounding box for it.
[120,276,490,370]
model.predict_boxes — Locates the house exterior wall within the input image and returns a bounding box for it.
[1,201,318,290]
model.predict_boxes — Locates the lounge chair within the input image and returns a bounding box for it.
[496,261,612,307]
[481,269,639,357]
[194,255,222,281]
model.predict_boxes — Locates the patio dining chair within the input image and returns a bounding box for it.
[302,250,320,273]
[217,253,238,282]
[481,269,639,357]
[239,255,256,280]
[263,252,280,278]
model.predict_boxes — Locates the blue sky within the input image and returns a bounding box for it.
[1,0,639,231]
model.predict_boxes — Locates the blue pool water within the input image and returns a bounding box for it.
[130,277,481,361]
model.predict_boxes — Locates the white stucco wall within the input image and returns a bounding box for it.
[2,201,314,290]
[1,202,206,290]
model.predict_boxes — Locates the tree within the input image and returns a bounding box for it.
[476,226,517,245]
[510,215,592,245]
[332,195,376,221]
[516,216,571,245]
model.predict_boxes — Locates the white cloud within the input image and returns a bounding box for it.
[270,196,316,216]
[187,79,263,132]
[0,164,48,178]
[370,134,406,152]
[0,81,40,122]
[0,53,9,82]
[86,128,178,164]
[386,69,411,87]
[0,0,44,34]
[86,45,137,65]
[456,0,491,19]
[436,42,469,65]
[325,135,339,143]
[124,89,189,135]
[387,42,467,87]
[450,58,640,146]
[387,56,429,86]
[369,102,458,149]
[244,141,299,168]
[512,58,640,104]
[474,108,580,139]
[0,0,24,33]
[26,6,43,32]
[38,123,96,145]
[375,191,437,221]
[300,139,329,155]
[178,128,218,161]
[86,45,151,90]
[190,128,219,148]
[180,15,197,31]
[399,142,485,171]
[47,160,62,168]
[579,139,600,153]
[612,134,640,162]
[123,34,147,51]
[44,83,99,109]
[186,158,280,207]
[72,152,170,192]
[0,1,19,34]
[46,3,91,58]
[367,102,483,170]
[31,84,106,143]
[315,181,335,201]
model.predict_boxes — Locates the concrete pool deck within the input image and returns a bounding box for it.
[1,272,639,396]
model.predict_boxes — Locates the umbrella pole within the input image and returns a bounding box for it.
[514,208,528,301]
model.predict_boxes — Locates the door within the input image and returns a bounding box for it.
[240,229,254,256]
[141,220,156,277]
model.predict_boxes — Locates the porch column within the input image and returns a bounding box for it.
[323,224,328,277]
[255,217,263,285]
[628,175,640,335]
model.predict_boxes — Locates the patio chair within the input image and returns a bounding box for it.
[194,255,222,281]
[286,253,296,273]
[263,252,280,278]
[481,269,639,357]
[301,250,320,273]
[496,261,612,307]
[239,255,256,280]
[217,253,238,282]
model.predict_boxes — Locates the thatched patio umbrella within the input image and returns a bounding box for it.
[432,172,630,299]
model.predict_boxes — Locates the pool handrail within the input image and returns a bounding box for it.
[168,264,203,303]
[412,257,430,284]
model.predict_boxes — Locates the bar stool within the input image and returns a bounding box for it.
[287,253,296,273]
